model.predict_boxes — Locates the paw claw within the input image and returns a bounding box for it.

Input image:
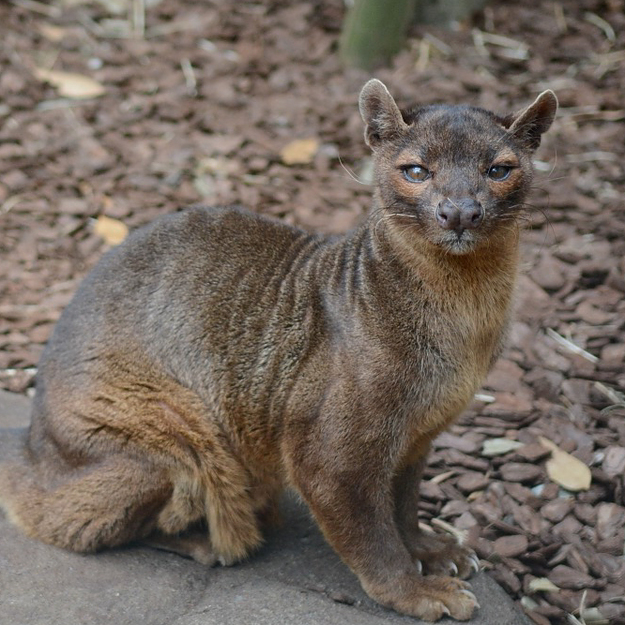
[415,559,423,574]
[460,589,480,609]
[449,561,458,576]
[469,554,480,574]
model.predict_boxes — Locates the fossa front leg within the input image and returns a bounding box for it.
[394,456,480,580]
[289,450,478,621]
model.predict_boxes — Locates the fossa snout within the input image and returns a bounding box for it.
[435,198,484,235]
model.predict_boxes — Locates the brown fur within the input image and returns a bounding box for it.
[0,80,556,621]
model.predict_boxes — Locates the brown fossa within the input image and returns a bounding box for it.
[0,80,556,621]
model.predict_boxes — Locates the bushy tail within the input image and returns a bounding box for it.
[0,428,178,554]
[0,428,47,538]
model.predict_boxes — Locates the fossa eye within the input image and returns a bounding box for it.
[488,165,512,181]
[402,165,431,183]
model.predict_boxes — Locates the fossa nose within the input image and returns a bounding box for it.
[436,198,484,234]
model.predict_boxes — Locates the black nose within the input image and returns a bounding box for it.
[436,199,484,233]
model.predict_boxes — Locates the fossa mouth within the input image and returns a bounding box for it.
[436,229,481,255]
[387,211,482,255]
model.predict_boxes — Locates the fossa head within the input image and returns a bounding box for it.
[359,80,557,255]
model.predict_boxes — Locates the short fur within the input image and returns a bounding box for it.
[0,80,556,621]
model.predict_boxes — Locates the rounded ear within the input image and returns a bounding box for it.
[358,79,408,149]
[506,90,558,150]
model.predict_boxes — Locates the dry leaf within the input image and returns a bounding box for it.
[38,24,68,42]
[94,215,128,245]
[482,438,525,457]
[580,607,609,625]
[280,138,319,165]
[528,577,560,593]
[538,436,592,491]
[34,68,106,99]
[520,596,539,611]
[430,470,457,484]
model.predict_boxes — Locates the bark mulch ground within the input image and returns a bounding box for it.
[1,1,623,623]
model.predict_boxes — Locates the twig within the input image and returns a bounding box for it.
[415,39,430,72]
[546,328,599,363]
[471,29,488,57]
[430,518,467,544]
[594,382,625,406]
[584,12,615,43]
[477,31,528,50]
[423,33,452,57]
[430,470,456,484]
[590,49,625,79]
[78,14,108,38]
[578,589,588,624]
[132,0,145,39]
[471,29,529,60]
[180,59,197,96]
[592,50,625,64]
[0,195,25,215]
[37,99,92,112]
[10,0,61,17]
[1,367,38,377]
[553,3,567,33]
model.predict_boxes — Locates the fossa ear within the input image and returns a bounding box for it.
[359,79,408,149]
[504,90,558,150]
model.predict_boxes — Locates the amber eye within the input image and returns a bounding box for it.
[402,165,431,183]
[488,165,512,181]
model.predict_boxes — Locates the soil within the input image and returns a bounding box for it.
[1,0,624,623]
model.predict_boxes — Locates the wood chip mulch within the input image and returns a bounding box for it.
[1,1,623,623]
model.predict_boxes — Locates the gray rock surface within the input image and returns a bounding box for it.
[0,389,530,625]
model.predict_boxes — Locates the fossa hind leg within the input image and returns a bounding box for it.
[36,376,264,564]
[394,458,479,579]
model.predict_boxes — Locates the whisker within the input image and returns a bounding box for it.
[446,197,461,211]
[338,154,368,186]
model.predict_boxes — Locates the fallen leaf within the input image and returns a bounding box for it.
[196,156,239,177]
[520,596,539,611]
[528,577,560,593]
[538,436,592,491]
[34,68,106,99]
[580,607,609,625]
[94,215,128,245]
[482,438,525,457]
[280,138,319,165]
[429,470,457,484]
[38,24,68,42]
